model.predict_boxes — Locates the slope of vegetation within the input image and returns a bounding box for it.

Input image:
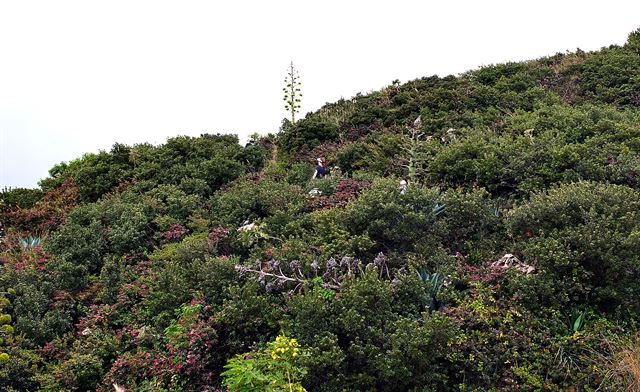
[1,29,640,391]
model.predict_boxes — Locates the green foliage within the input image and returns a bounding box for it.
[11,273,73,344]
[0,346,43,391]
[53,353,105,391]
[335,142,371,174]
[284,269,459,391]
[38,134,261,202]
[571,310,587,333]
[308,209,375,259]
[146,184,203,221]
[333,132,405,177]
[343,178,443,251]
[0,187,43,210]
[568,48,640,106]
[212,282,282,356]
[285,162,314,186]
[278,115,340,155]
[143,242,238,327]
[210,178,304,227]
[164,303,205,343]
[435,187,502,257]
[626,28,640,53]
[46,196,152,284]
[416,269,444,312]
[3,28,640,392]
[507,181,640,318]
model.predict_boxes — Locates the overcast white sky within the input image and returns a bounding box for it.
[1,1,639,188]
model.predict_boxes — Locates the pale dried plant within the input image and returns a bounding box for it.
[590,335,640,391]
[113,384,126,392]
[613,342,640,391]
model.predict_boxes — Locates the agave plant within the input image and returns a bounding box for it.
[18,236,41,249]
[571,310,587,333]
[432,203,446,217]
[417,269,444,313]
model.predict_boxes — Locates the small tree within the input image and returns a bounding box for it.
[283,62,302,123]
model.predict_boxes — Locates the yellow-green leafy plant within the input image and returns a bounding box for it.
[0,288,15,364]
[222,334,307,391]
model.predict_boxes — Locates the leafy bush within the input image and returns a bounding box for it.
[53,353,105,391]
[222,334,307,392]
[1,178,78,234]
[210,179,304,227]
[343,178,443,251]
[0,187,43,210]
[507,181,640,318]
[284,269,460,391]
[142,250,238,328]
[278,116,339,155]
[285,162,314,186]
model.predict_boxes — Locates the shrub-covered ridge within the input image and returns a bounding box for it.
[1,29,640,391]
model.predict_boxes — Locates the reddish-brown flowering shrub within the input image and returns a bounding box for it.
[208,226,231,255]
[0,245,51,272]
[102,301,220,391]
[333,179,371,206]
[304,179,371,211]
[1,178,78,235]
[162,223,189,242]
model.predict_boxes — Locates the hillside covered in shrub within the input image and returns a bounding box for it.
[2,29,640,391]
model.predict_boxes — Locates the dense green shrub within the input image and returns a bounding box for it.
[46,197,152,279]
[626,28,640,53]
[343,178,442,251]
[141,240,238,327]
[335,142,371,174]
[54,353,105,391]
[435,187,502,258]
[0,188,43,210]
[0,346,43,391]
[507,182,640,318]
[207,282,283,372]
[38,134,262,202]
[13,285,73,344]
[278,116,340,155]
[209,179,304,227]
[284,270,459,391]
[285,162,315,186]
[568,48,640,106]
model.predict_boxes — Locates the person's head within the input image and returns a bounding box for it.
[317,157,326,166]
